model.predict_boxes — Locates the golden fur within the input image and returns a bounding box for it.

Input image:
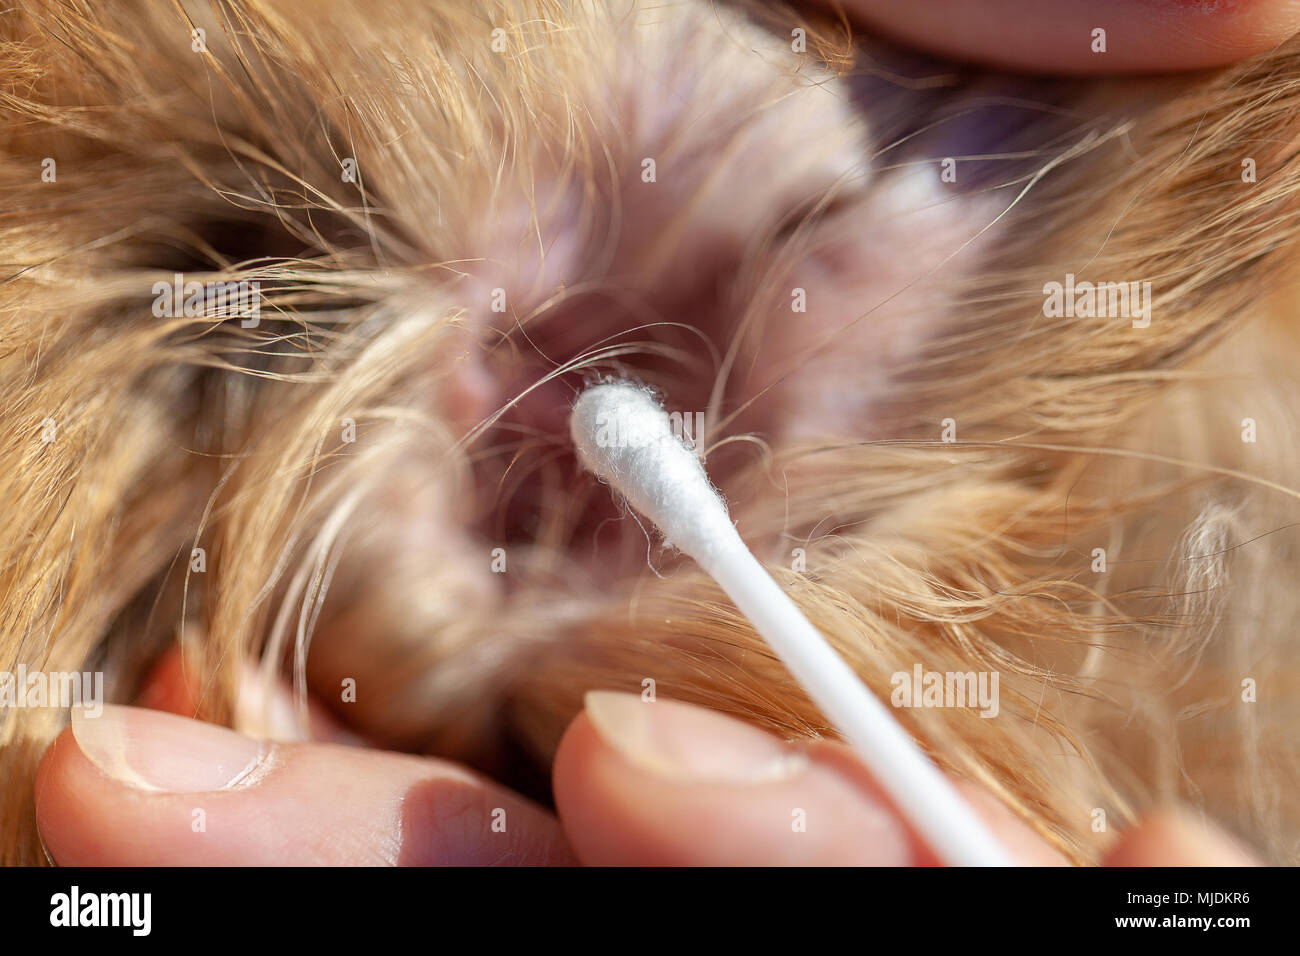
[2,0,1299,865]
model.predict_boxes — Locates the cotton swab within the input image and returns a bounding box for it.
[570,381,1015,867]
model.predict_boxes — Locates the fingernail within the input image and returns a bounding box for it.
[71,704,268,793]
[584,691,809,784]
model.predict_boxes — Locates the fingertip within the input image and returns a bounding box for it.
[556,693,1049,865]
[1104,809,1260,866]
[37,705,574,865]
[836,0,1300,74]
[34,728,83,866]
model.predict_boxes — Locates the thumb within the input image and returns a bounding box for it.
[36,704,574,865]
[553,691,1063,865]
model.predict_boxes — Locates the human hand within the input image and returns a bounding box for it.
[35,692,1255,865]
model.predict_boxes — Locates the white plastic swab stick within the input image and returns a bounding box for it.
[570,381,1015,867]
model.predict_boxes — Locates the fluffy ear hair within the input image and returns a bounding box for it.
[0,0,655,864]
[895,37,1300,439]
[496,36,1300,865]
[0,1,378,864]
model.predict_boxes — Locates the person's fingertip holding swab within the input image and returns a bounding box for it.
[569,381,1016,866]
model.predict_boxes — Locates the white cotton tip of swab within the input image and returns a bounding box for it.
[569,382,1016,867]
[569,381,741,571]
